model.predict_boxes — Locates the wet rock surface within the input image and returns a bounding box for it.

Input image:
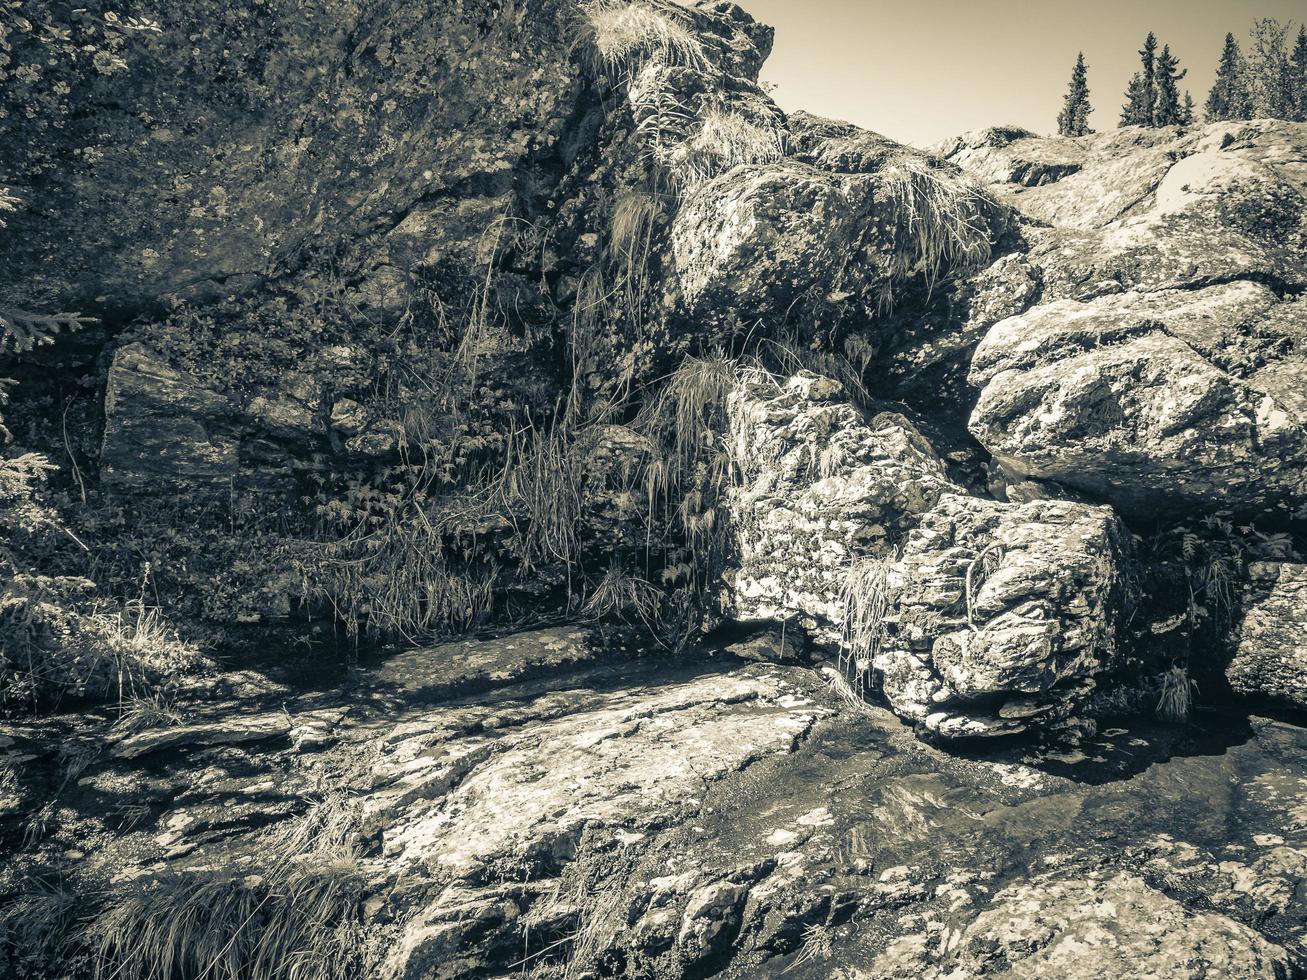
[4,628,1304,979]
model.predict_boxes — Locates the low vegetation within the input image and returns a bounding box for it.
[840,556,892,701]
[582,0,709,82]
[876,156,997,308]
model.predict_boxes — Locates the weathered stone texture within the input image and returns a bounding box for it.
[1229,562,1307,710]
[877,494,1133,739]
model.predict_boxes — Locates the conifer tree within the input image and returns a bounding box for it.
[1153,44,1187,126]
[1120,32,1158,125]
[1206,32,1252,121]
[1291,26,1307,121]
[1057,52,1094,136]
[1181,91,1195,125]
[1120,74,1147,126]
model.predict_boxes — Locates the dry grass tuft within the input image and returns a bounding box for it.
[1155,665,1197,723]
[582,563,663,627]
[582,0,709,81]
[111,690,183,736]
[671,107,787,187]
[86,856,370,980]
[840,556,891,701]
[876,156,997,308]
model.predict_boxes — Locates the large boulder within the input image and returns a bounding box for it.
[876,494,1134,739]
[968,282,1307,517]
[1228,562,1307,710]
[667,140,1007,335]
[943,120,1307,297]
[721,372,956,643]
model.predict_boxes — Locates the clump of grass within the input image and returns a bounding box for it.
[637,352,739,489]
[671,107,787,187]
[840,556,891,701]
[791,922,835,967]
[582,562,663,628]
[0,574,205,714]
[86,856,370,980]
[582,0,709,82]
[111,690,184,736]
[1156,665,1197,723]
[876,156,997,308]
[0,874,78,975]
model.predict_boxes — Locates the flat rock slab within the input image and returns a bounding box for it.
[106,712,291,759]
[367,626,600,701]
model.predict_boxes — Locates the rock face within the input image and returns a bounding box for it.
[968,282,1307,516]
[877,494,1133,739]
[8,628,1306,980]
[0,0,582,318]
[952,120,1307,518]
[99,343,243,490]
[1229,562,1307,710]
[721,372,955,643]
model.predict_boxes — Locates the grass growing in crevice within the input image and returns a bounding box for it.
[875,156,998,310]
[670,107,787,187]
[839,556,891,702]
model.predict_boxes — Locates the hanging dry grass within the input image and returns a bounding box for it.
[839,556,891,701]
[582,0,709,81]
[876,156,997,308]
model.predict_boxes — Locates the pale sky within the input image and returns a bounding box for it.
[735,0,1304,147]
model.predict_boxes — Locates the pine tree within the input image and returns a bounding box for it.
[1181,91,1195,125]
[1153,44,1187,126]
[1057,52,1094,136]
[1121,74,1147,126]
[1291,26,1307,122]
[1120,32,1158,126]
[1206,32,1252,121]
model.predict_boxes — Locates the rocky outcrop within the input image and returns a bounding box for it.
[952,121,1307,518]
[668,152,1007,337]
[100,340,376,489]
[721,372,956,643]
[877,494,1133,739]
[1229,562,1307,710]
[968,282,1307,516]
